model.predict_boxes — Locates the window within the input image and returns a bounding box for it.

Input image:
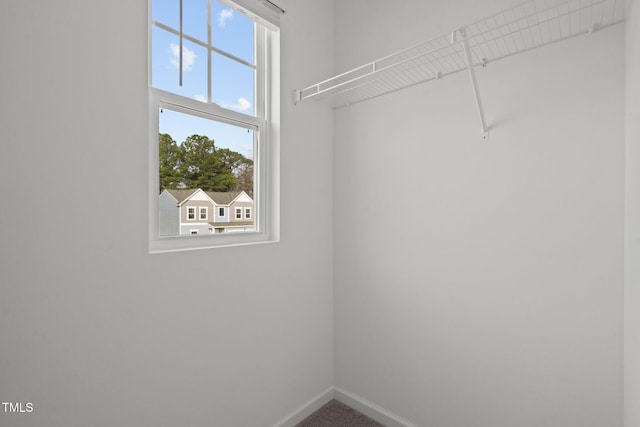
[236,207,242,219]
[245,207,251,219]
[149,0,281,253]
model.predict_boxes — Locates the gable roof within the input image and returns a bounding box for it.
[205,191,243,205]
[161,188,253,206]
[163,188,200,204]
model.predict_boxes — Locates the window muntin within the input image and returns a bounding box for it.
[219,207,225,217]
[187,207,196,220]
[151,0,258,116]
[199,207,208,220]
[245,207,251,219]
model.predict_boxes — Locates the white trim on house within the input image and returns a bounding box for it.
[235,207,243,219]
[187,206,196,221]
[233,192,253,203]
[188,190,213,202]
[199,206,208,221]
[177,189,216,207]
[245,207,252,220]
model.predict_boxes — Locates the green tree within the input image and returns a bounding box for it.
[159,133,254,194]
[217,148,254,195]
[159,133,182,192]
[178,134,238,192]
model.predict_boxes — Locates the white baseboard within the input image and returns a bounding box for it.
[271,386,418,427]
[271,386,335,427]
[333,387,420,427]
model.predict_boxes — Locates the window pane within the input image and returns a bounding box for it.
[152,0,179,29]
[212,1,255,64]
[212,53,255,115]
[158,108,255,237]
[182,0,208,43]
[152,27,208,102]
[153,0,208,43]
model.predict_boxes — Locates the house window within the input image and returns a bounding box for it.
[190,230,198,235]
[236,207,242,219]
[245,207,251,219]
[149,0,281,253]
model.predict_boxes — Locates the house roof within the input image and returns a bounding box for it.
[163,188,199,204]
[162,188,250,205]
[205,191,243,205]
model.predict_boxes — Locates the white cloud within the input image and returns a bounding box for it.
[242,144,254,157]
[230,97,251,111]
[194,94,207,103]
[169,43,197,71]
[218,9,233,28]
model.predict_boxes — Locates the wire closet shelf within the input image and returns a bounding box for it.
[294,0,624,110]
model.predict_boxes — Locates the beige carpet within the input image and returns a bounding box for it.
[295,399,385,427]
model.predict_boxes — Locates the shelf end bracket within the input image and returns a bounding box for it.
[459,28,489,141]
[293,89,302,105]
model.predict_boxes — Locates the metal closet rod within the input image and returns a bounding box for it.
[264,0,285,14]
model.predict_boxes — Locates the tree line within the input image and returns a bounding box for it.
[159,133,253,195]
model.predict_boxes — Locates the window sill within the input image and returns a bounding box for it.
[149,232,279,254]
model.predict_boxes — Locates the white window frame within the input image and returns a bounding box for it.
[218,207,226,218]
[199,206,208,221]
[148,0,280,253]
[245,207,252,220]
[187,206,196,221]
[235,207,243,219]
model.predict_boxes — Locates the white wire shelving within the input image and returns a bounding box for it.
[293,0,624,137]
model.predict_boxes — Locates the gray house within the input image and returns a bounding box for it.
[159,188,254,236]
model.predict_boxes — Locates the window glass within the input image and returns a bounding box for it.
[152,27,208,101]
[212,53,255,115]
[182,0,208,42]
[157,108,255,237]
[152,0,180,29]
[212,1,255,64]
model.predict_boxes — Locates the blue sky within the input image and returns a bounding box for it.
[152,0,255,159]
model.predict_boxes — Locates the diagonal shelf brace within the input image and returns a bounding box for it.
[456,28,489,141]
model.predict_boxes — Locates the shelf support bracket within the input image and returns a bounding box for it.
[459,28,489,141]
[293,89,302,105]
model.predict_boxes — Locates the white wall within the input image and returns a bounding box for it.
[626,1,640,426]
[0,1,333,426]
[333,1,625,426]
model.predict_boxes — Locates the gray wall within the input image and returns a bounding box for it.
[333,1,625,426]
[626,0,640,426]
[0,1,334,426]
